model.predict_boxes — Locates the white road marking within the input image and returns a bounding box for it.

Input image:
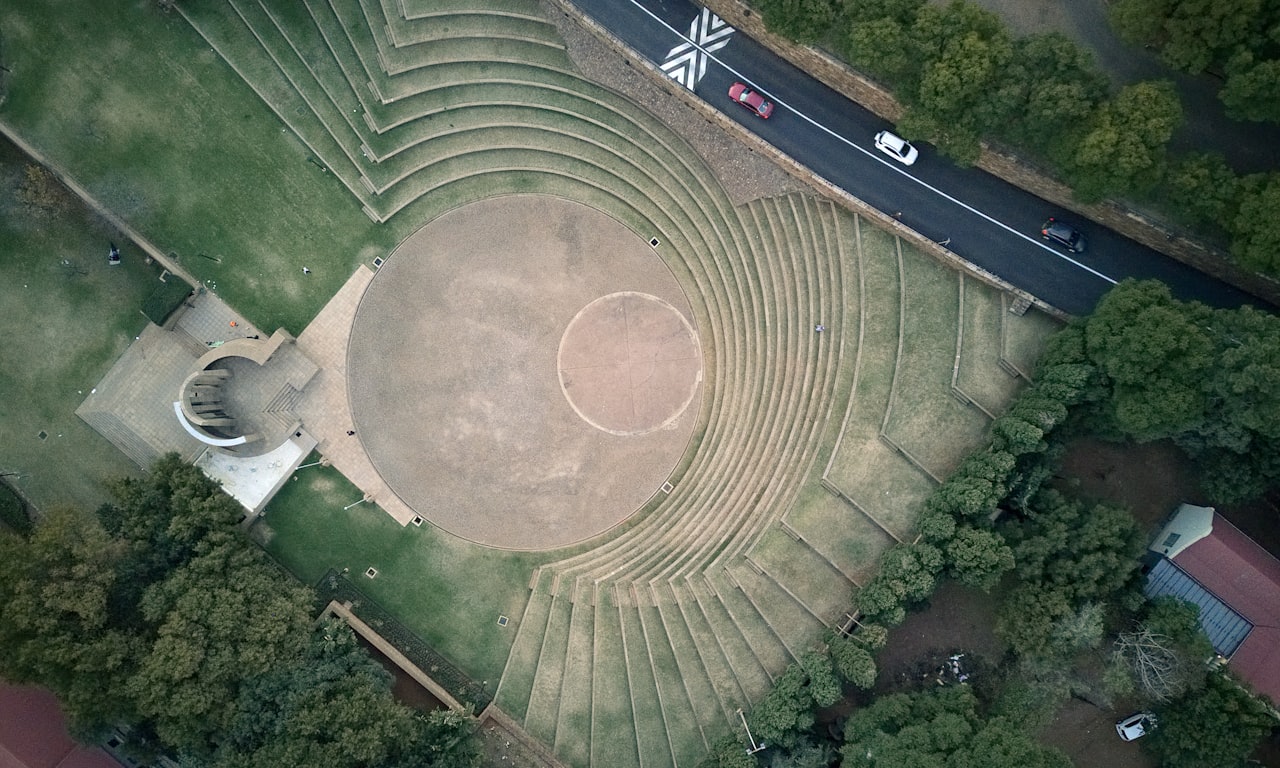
[627,0,1118,286]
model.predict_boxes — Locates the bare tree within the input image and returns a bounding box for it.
[1114,628,1187,701]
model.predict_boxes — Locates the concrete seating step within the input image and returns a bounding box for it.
[590,601,642,768]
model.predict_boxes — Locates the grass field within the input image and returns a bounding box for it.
[0,0,412,334]
[253,457,568,685]
[0,135,168,512]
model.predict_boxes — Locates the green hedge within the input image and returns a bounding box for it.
[0,482,31,536]
[141,277,193,325]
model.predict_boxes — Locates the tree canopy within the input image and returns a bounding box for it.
[1070,280,1280,502]
[0,455,480,766]
[1145,671,1276,768]
[839,686,1071,768]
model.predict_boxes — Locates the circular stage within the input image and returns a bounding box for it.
[347,196,702,550]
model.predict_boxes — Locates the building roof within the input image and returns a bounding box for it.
[0,683,121,768]
[1143,557,1253,657]
[1147,508,1280,705]
[1148,503,1214,559]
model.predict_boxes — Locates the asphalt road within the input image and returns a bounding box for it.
[569,0,1262,316]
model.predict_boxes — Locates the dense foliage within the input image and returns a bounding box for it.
[1108,0,1280,123]
[839,686,1072,768]
[750,0,1280,278]
[1144,671,1277,768]
[0,455,479,767]
[1055,280,1280,502]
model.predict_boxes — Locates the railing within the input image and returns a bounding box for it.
[314,568,493,710]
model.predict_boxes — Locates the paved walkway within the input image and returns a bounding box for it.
[294,265,420,525]
[79,288,319,513]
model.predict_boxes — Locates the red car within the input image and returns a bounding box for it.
[729,82,774,119]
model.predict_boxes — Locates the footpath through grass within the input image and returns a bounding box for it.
[0,0,414,334]
[0,136,164,512]
[254,458,572,687]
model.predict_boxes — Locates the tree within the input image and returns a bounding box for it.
[996,584,1073,655]
[749,663,816,749]
[944,525,1014,590]
[1109,0,1271,74]
[1114,628,1187,702]
[990,415,1047,456]
[1221,55,1280,123]
[756,0,839,44]
[764,736,835,768]
[0,455,484,764]
[1006,491,1144,605]
[923,448,1015,522]
[0,507,140,732]
[987,33,1109,154]
[1113,597,1213,701]
[844,16,920,87]
[1058,81,1182,202]
[127,535,316,755]
[1083,280,1214,440]
[840,686,1070,768]
[799,650,842,708]
[1230,172,1280,274]
[696,736,757,768]
[1163,152,1240,228]
[1107,0,1175,49]
[898,1,1013,164]
[856,543,944,624]
[829,640,876,689]
[1145,672,1275,768]
[841,0,929,85]
[98,453,244,618]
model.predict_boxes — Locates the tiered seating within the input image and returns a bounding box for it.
[953,277,1060,416]
[182,1,1050,765]
[881,243,992,479]
[815,221,936,545]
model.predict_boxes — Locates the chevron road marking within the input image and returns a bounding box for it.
[660,7,733,90]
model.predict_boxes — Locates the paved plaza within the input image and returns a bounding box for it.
[347,195,702,550]
[82,195,703,549]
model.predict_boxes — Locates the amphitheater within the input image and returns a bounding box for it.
[176,0,1061,765]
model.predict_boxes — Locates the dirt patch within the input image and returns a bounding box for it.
[1058,436,1280,562]
[347,196,700,550]
[1056,437,1203,529]
[874,580,1007,693]
[1038,698,1157,768]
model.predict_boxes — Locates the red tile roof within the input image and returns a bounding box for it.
[0,683,120,768]
[1174,514,1280,704]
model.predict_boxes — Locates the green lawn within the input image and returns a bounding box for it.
[0,0,412,334]
[0,136,165,512]
[254,458,568,685]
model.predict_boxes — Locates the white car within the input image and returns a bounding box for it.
[1115,712,1157,741]
[874,130,918,166]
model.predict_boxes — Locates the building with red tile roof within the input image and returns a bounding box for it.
[0,683,122,768]
[1146,504,1280,704]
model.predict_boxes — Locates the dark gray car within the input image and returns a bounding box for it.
[1040,218,1086,253]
